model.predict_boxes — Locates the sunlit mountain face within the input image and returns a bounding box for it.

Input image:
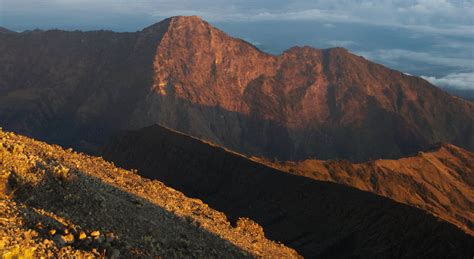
[1,15,472,162]
[214,20,474,100]
[2,0,473,100]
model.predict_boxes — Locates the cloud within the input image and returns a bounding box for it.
[2,0,474,37]
[358,49,474,69]
[145,1,474,37]
[421,72,474,90]
[327,40,356,47]
[243,38,262,46]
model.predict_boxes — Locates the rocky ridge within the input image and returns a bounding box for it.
[102,125,474,258]
[0,128,298,258]
[265,144,474,236]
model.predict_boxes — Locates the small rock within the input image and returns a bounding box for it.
[0,239,6,249]
[78,231,87,240]
[90,230,100,237]
[63,233,75,244]
[30,230,39,238]
[235,217,265,237]
[35,222,45,230]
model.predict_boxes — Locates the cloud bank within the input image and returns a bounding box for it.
[358,49,473,69]
[422,73,474,90]
[148,0,474,36]
[2,0,474,36]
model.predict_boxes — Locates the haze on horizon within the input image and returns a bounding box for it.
[1,0,473,91]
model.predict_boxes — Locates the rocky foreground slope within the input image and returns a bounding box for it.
[1,16,472,161]
[102,125,474,258]
[0,128,298,258]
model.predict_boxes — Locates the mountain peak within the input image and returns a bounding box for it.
[166,15,212,34]
[325,46,350,54]
[169,15,204,23]
[142,15,207,33]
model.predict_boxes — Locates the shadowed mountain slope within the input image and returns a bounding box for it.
[0,129,298,257]
[102,125,474,258]
[267,144,474,236]
[0,16,472,161]
[0,27,15,34]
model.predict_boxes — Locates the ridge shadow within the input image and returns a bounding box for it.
[7,163,259,257]
[102,125,474,258]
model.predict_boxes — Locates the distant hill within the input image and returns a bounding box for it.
[102,125,474,258]
[268,143,474,236]
[442,88,474,102]
[0,27,15,33]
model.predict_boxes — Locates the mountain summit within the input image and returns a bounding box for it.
[0,16,472,161]
[133,16,474,161]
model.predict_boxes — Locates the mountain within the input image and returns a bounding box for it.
[0,128,298,257]
[0,27,15,34]
[267,144,474,236]
[442,88,474,102]
[0,16,472,161]
[102,125,474,258]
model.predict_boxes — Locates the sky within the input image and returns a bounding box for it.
[1,0,473,90]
